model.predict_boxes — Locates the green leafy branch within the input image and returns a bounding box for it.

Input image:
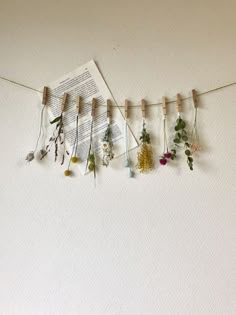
[41,113,69,165]
[171,117,193,170]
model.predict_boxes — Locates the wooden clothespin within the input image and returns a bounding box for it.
[162,96,167,115]
[107,99,112,120]
[125,99,129,119]
[141,99,146,119]
[192,89,198,108]
[91,98,96,118]
[42,86,48,105]
[76,96,81,114]
[61,93,68,112]
[176,93,182,113]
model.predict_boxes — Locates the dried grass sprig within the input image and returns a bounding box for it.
[41,113,69,165]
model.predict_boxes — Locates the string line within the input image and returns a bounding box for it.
[0,75,235,108]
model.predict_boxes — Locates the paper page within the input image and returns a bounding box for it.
[45,60,137,174]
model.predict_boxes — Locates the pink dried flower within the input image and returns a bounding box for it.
[191,143,202,153]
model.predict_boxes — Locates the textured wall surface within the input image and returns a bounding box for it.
[0,1,235,314]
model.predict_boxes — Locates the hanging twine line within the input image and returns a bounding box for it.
[0,75,235,108]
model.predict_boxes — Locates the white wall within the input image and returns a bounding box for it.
[0,1,235,314]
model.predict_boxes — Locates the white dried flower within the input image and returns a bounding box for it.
[26,151,34,162]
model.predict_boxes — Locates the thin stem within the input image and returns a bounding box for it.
[86,117,94,172]
[163,118,168,153]
[191,108,199,142]
[125,121,129,161]
[34,105,45,153]
[75,115,79,156]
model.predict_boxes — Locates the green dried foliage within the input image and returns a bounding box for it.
[171,117,193,170]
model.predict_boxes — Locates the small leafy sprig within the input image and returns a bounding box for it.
[171,117,193,170]
[101,124,114,167]
[137,122,154,173]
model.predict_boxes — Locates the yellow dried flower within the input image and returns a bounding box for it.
[64,169,72,176]
[71,156,79,163]
[137,143,154,173]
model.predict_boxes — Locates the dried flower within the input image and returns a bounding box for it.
[88,153,95,171]
[26,151,34,162]
[159,158,167,165]
[137,143,154,172]
[128,169,134,178]
[191,143,202,153]
[101,124,114,167]
[64,169,72,176]
[164,152,172,159]
[160,115,173,166]
[37,149,47,160]
[159,152,172,166]
[137,122,154,173]
[25,104,46,163]
[71,156,79,163]
[124,159,130,167]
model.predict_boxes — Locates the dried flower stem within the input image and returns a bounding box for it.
[86,117,96,183]
[66,114,79,173]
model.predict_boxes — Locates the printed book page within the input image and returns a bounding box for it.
[43,60,137,174]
